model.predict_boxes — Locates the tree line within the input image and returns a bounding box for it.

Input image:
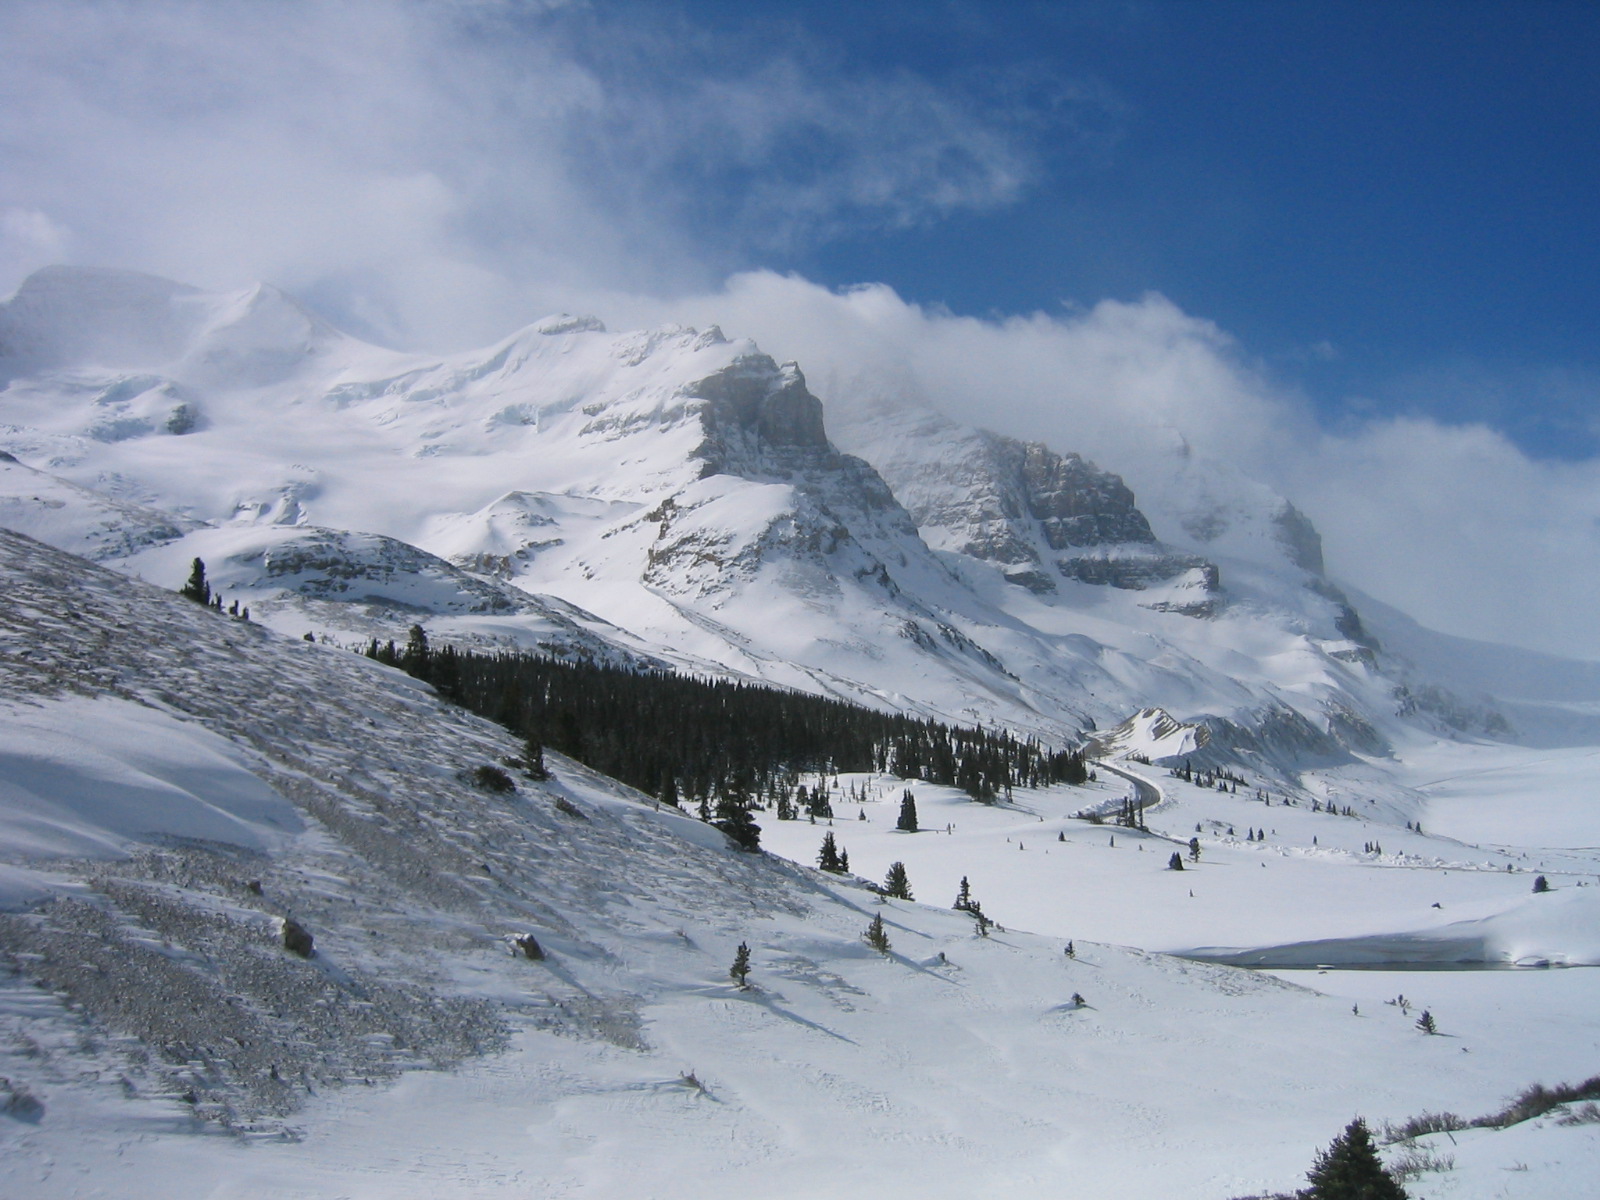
[367,627,1088,809]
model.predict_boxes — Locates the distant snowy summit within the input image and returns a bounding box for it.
[6,264,1587,773]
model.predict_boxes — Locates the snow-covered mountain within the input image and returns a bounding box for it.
[0,264,1511,775]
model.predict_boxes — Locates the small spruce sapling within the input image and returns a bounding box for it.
[1168,851,1185,871]
[179,557,211,606]
[714,794,762,851]
[730,941,751,988]
[1300,1117,1408,1200]
[817,831,844,873]
[1188,836,1201,863]
[882,861,913,900]
[1416,1010,1438,1035]
[864,913,891,955]
[1533,874,1551,893]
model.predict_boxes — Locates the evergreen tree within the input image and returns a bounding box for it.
[1188,836,1201,863]
[806,785,834,820]
[953,876,973,911]
[404,624,430,676]
[714,794,762,851]
[179,557,211,606]
[882,861,913,900]
[1533,874,1551,893]
[1168,851,1185,871]
[658,771,679,807]
[839,848,850,873]
[1300,1117,1408,1199]
[817,831,844,873]
[863,913,891,955]
[524,736,550,781]
[1415,1010,1437,1035]
[896,789,919,832]
[729,941,751,988]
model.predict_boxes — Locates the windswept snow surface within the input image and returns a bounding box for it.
[0,695,301,866]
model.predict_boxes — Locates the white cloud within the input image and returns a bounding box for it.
[0,0,1064,349]
[0,208,73,288]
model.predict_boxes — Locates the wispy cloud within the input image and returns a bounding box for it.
[0,0,1081,348]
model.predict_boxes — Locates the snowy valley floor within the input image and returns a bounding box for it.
[4,748,1596,1200]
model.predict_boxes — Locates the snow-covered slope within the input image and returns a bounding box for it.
[829,396,1416,774]
[3,529,1597,1200]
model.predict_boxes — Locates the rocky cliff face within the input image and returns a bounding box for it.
[1015,440,1157,551]
[830,407,1219,609]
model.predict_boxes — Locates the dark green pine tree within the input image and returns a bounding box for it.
[1533,874,1550,893]
[817,831,844,873]
[659,772,680,808]
[882,861,913,900]
[1168,851,1185,871]
[523,735,550,781]
[1301,1117,1408,1199]
[179,557,211,606]
[405,623,431,668]
[729,941,751,988]
[863,913,891,955]
[953,875,973,911]
[896,789,919,832]
[714,794,762,852]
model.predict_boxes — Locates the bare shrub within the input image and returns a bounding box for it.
[471,764,516,794]
[1388,1143,1455,1181]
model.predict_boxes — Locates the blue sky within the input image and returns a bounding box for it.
[563,0,1600,462]
[4,0,1600,654]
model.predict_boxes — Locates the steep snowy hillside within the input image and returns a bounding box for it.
[4,529,1597,1200]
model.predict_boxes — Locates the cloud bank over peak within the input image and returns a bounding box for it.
[636,272,1600,661]
[0,0,1068,351]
